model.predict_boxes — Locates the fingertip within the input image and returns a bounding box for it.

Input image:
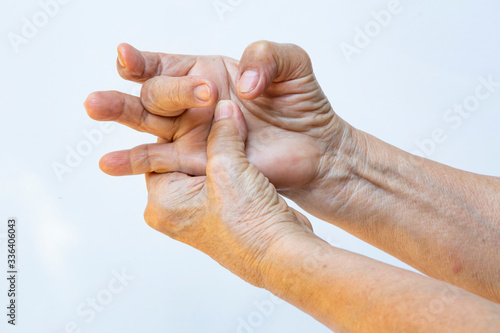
[236,70,265,100]
[194,84,211,103]
[213,100,247,140]
[117,43,136,58]
[99,151,131,176]
[99,154,115,175]
[117,42,131,51]
[237,89,260,101]
[84,92,103,119]
[116,43,144,78]
[194,80,219,106]
[116,44,126,68]
[84,91,123,121]
[237,70,259,92]
[213,100,234,121]
[83,92,94,109]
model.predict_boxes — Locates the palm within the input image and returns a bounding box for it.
[161,55,333,189]
[86,43,337,190]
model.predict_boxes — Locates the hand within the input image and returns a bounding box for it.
[143,100,313,286]
[84,41,350,190]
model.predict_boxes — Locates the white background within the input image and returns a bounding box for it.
[1,0,499,332]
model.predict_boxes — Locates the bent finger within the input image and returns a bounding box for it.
[141,76,218,116]
[236,41,313,100]
[117,43,198,83]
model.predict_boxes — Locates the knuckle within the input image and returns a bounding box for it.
[140,80,156,110]
[177,79,199,108]
[144,199,197,240]
[129,145,152,174]
[146,145,175,173]
[143,203,162,231]
[171,116,182,136]
[172,82,185,107]
[249,40,274,57]
[207,153,248,181]
[143,200,173,234]
[291,43,311,64]
[144,175,203,239]
[137,108,150,133]
[207,154,231,174]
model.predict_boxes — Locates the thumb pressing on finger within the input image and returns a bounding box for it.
[206,101,249,178]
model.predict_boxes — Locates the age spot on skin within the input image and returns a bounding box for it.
[451,261,463,275]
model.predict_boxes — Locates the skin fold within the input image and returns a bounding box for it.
[85,41,500,332]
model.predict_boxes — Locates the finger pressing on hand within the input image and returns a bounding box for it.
[141,76,218,117]
[116,43,198,83]
[206,100,249,180]
[99,142,207,176]
[236,41,313,100]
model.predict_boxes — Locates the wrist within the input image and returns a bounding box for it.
[282,116,371,223]
[292,123,433,233]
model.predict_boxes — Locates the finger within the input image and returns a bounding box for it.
[84,91,177,139]
[141,76,218,116]
[99,142,207,176]
[117,43,198,83]
[206,100,248,177]
[236,41,313,100]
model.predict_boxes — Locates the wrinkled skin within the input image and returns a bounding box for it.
[84,41,353,285]
[85,41,348,191]
[84,41,500,327]
[143,101,313,287]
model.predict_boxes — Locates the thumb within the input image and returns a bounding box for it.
[236,41,313,100]
[206,101,249,177]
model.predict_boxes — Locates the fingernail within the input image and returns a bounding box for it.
[239,70,259,93]
[214,101,233,121]
[117,50,126,68]
[194,84,211,102]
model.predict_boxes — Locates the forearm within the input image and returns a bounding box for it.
[261,233,500,332]
[290,127,500,302]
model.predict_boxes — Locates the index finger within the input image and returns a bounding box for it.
[117,43,198,83]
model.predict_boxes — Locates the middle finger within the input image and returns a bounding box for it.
[85,90,178,140]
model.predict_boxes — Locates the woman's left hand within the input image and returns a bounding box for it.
[144,100,313,287]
